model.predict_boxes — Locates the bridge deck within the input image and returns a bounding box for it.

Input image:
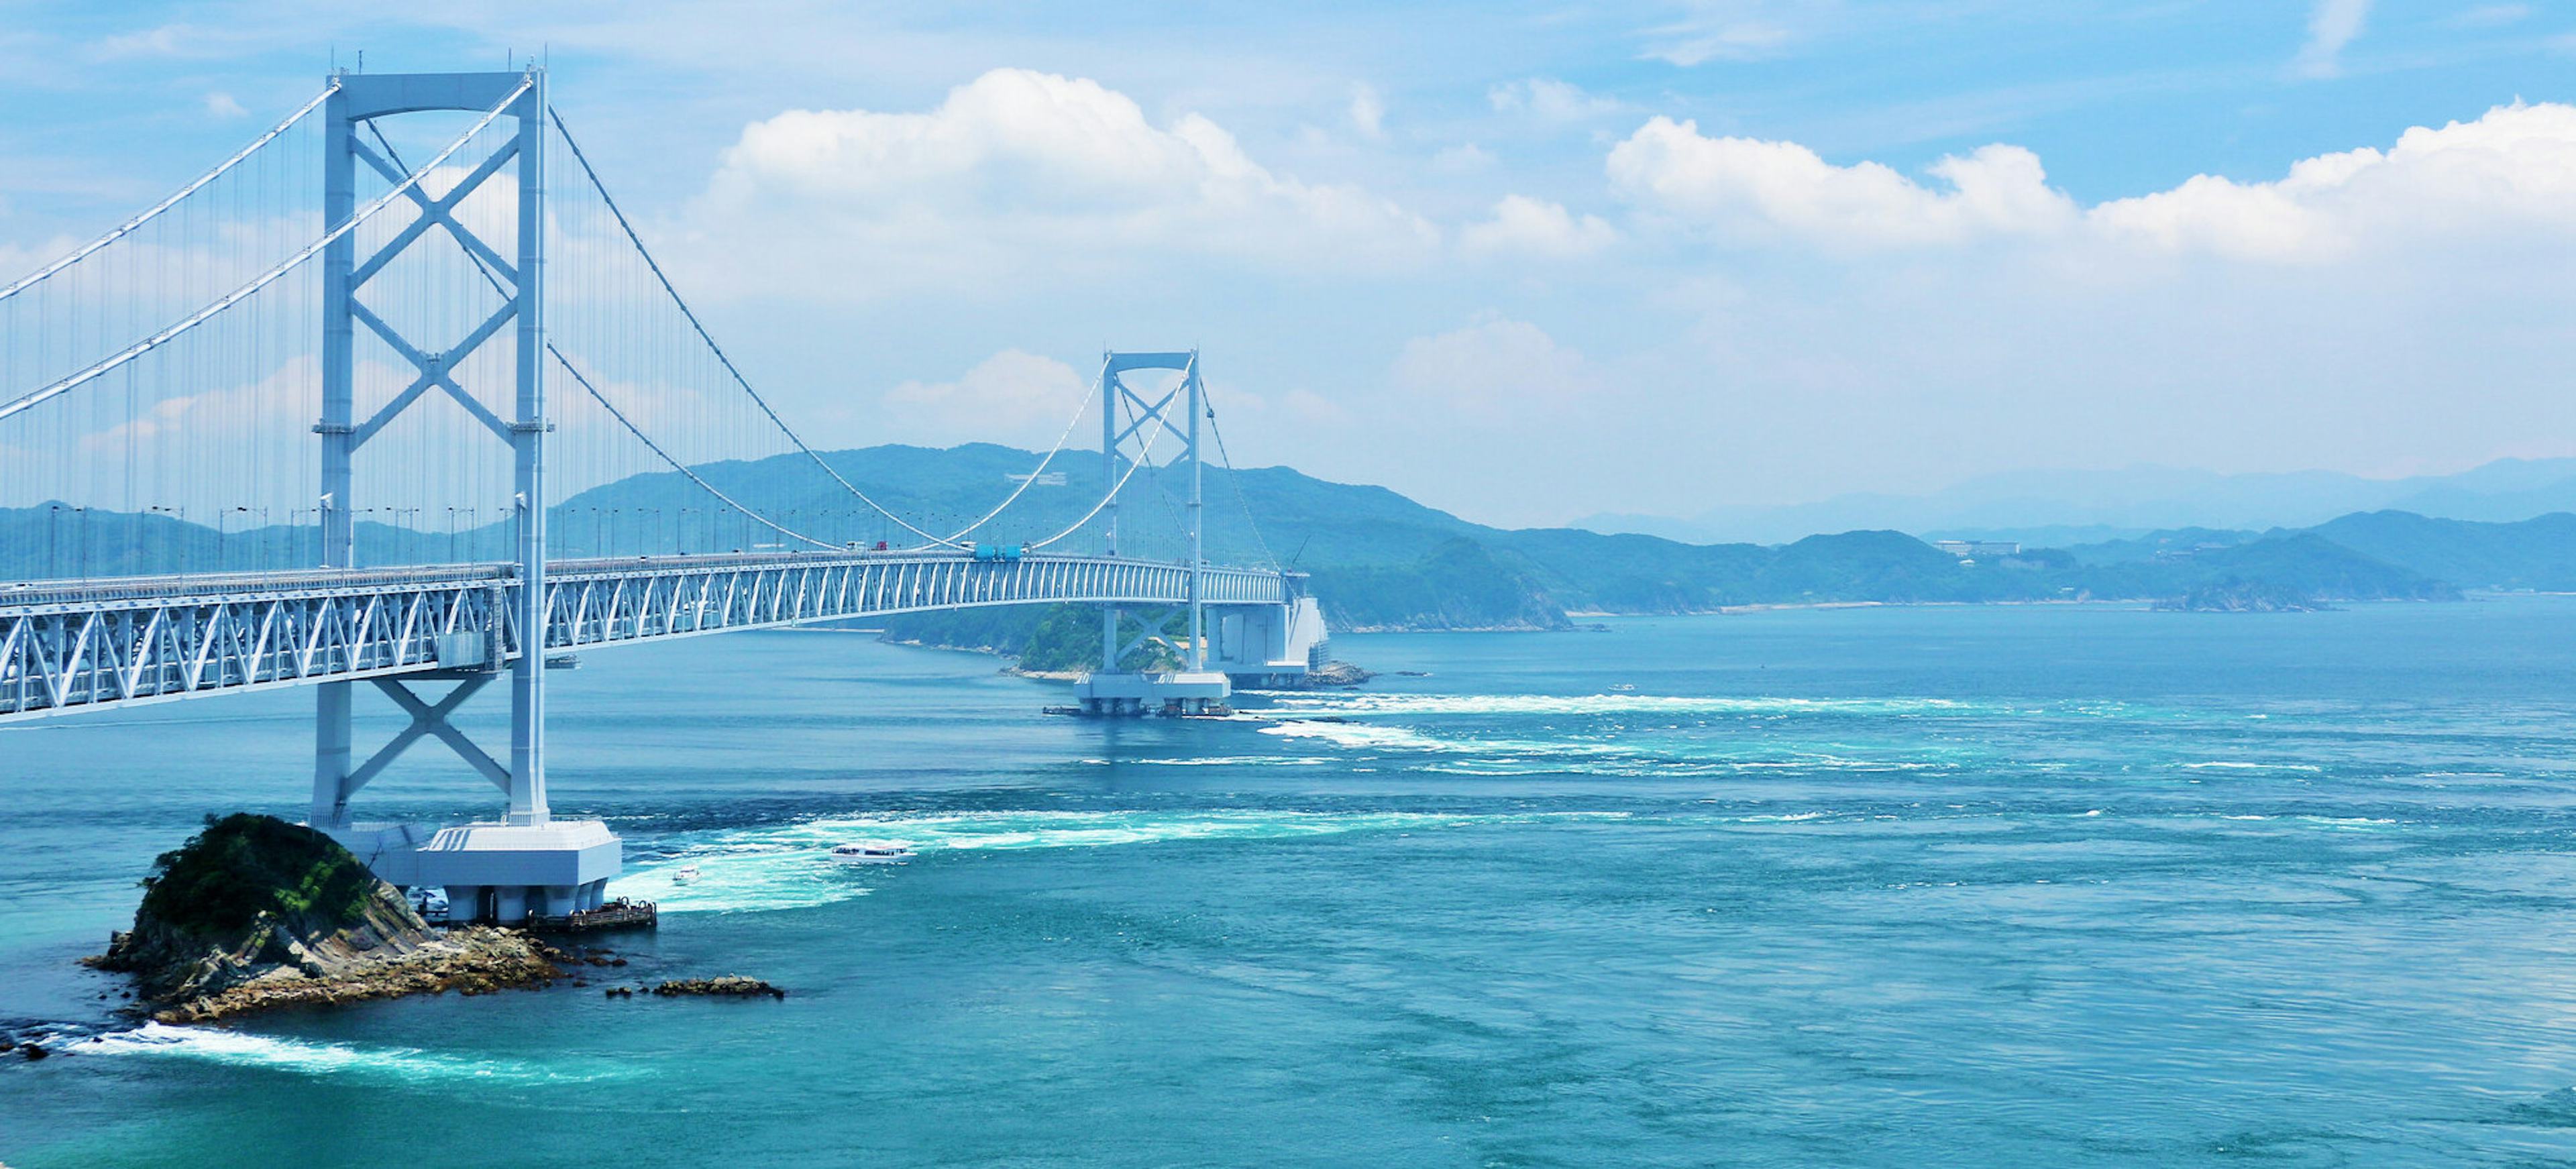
[0,550,1296,720]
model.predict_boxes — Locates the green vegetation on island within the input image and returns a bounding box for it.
[89,814,569,1021]
[131,813,382,943]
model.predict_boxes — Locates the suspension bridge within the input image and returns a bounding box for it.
[0,69,1326,924]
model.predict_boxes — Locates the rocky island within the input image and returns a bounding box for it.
[87,814,571,1023]
[2151,579,2329,613]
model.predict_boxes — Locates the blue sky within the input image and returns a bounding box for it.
[3,1,2572,526]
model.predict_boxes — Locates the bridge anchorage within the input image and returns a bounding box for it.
[0,68,1327,922]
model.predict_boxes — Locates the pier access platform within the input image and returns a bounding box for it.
[1071,669,1232,716]
[324,820,622,925]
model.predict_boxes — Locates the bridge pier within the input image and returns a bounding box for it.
[1205,597,1330,689]
[303,68,619,922]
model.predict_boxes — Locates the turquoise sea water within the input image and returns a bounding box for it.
[7,600,2576,1166]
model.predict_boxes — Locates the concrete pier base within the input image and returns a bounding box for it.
[1073,670,1232,716]
[320,819,621,924]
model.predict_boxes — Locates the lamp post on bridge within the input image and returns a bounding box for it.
[217,506,246,571]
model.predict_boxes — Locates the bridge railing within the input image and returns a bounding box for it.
[0,551,1297,720]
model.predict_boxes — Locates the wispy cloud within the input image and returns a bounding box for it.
[2445,3,2530,29]
[1349,82,1385,140]
[1646,20,1792,66]
[2294,0,2371,78]
[1488,78,1625,125]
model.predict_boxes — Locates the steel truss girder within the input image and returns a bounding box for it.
[0,551,1294,721]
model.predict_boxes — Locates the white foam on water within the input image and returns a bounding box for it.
[1256,716,1956,778]
[2182,761,2326,773]
[1110,755,1334,768]
[2206,813,2396,830]
[619,850,878,915]
[629,809,1633,914]
[1256,719,1458,752]
[1258,693,1980,718]
[81,1022,644,1085]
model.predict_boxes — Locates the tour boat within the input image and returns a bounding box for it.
[673,865,702,885]
[830,842,917,865]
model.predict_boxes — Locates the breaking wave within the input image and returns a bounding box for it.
[83,1023,645,1085]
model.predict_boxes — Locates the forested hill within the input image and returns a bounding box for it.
[14,444,2576,631]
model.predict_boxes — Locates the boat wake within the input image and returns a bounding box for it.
[626,808,1632,914]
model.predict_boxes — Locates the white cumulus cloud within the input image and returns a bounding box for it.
[2092,101,2576,260]
[686,68,1440,298]
[1460,195,1617,258]
[1606,118,2078,249]
[1607,102,2576,262]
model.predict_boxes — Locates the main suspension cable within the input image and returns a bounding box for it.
[361,120,837,553]
[547,348,837,550]
[1205,389,1279,571]
[548,108,967,549]
[928,355,1103,545]
[0,82,339,304]
[1027,396,1174,550]
[0,79,531,424]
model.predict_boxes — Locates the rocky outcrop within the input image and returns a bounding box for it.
[87,814,568,1023]
[1307,660,1374,687]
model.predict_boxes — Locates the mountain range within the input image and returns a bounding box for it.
[1574,458,2576,546]
[11,446,2576,634]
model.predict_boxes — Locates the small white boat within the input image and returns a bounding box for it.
[830,842,917,865]
[673,865,702,885]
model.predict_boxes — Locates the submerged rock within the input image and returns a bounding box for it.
[86,814,567,1023]
[651,975,785,999]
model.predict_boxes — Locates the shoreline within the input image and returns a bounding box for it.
[89,926,579,1025]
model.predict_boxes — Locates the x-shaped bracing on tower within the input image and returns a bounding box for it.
[341,133,521,449]
[315,675,510,828]
[314,70,553,832]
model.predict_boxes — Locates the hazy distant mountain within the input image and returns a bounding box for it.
[7,446,2557,635]
[1574,459,2576,544]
